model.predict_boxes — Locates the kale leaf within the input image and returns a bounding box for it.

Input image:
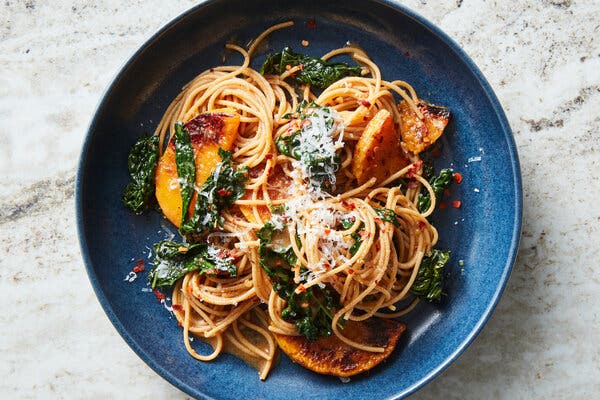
[374,207,400,226]
[275,102,341,193]
[417,169,453,213]
[260,47,362,89]
[340,217,364,257]
[179,149,248,238]
[410,249,450,302]
[122,134,160,214]
[174,122,196,223]
[257,222,341,340]
[149,240,237,288]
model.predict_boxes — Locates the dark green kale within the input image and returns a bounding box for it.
[179,149,248,238]
[257,222,341,340]
[422,160,435,182]
[149,240,237,288]
[122,134,160,214]
[374,207,400,226]
[410,249,450,302]
[275,129,302,159]
[417,169,453,213]
[340,217,364,257]
[173,122,196,223]
[275,102,341,193]
[260,47,362,89]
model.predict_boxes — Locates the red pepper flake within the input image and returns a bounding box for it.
[444,188,451,197]
[306,19,317,29]
[217,250,228,259]
[298,63,304,70]
[267,167,274,175]
[265,153,274,160]
[297,284,306,293]
[375,243,381,251]
[133,259,145,273]
[438,201,447,209]
[374,217,383,224]
[324,228,331,235]
[217,189,231,197]
[403,51,410,57]
[348,269,355,274]
[341,200,355,210]
[323,262,331,270]
[453,172,463,184]
[418,221,426,230]
[432,147,441,158]
[358,99,371,108]
[407,160,423,178]
[407,179,418,189]
[153,289,165,302]
[172,304,183,311]
[452,200,462,208]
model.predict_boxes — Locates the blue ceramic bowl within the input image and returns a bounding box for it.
[77,1,521,399]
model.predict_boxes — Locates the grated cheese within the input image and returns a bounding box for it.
[206,244,235,272]
[294,107,344,195]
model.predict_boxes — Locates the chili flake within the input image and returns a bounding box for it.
[153,289,165,302]
[453,172,463,184]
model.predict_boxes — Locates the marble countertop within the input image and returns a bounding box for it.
[1,0,599,398]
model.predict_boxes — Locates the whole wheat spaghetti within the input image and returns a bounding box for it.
[141,21,450,380]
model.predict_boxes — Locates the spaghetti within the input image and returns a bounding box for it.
[144,21,449,379]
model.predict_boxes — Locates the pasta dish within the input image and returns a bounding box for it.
[122,21,455,379]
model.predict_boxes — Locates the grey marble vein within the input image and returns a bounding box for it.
[1,0,599,399]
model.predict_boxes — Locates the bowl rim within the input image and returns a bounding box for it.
[75,1,522,398]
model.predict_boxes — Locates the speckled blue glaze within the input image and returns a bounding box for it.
[76,1,522,399]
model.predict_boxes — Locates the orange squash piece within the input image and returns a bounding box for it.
[352,109,409,185]
[398,100,450,154]
[275,318,405,377]
[155,109,240,227]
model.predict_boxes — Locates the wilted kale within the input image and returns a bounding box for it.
[149,240,237,288]
[173,122,196,223]
[260,47,362,89]
[275,102,341,193]
[410,249,450,302]
[340,217,364,257]
[179,149,248,238]
[374,207,400,226]
[417,169,453,213]
[122,135,160,214]
[257,222,341,340]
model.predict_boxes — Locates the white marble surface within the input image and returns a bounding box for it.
[1,0,599,398]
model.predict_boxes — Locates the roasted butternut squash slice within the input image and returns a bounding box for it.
[352,109,409,185]
[398,100,450,154]
[275,318,405,377]
[155,109,240,227]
